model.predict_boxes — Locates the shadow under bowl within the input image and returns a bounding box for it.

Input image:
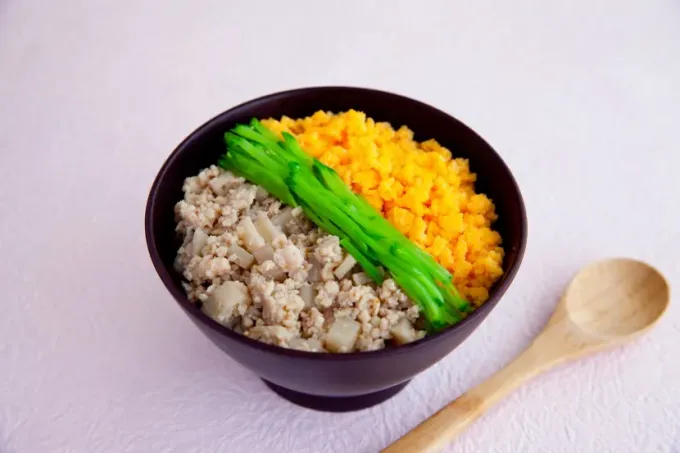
[145,86,527,411]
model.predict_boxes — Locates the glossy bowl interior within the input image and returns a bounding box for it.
[145,86,527,411]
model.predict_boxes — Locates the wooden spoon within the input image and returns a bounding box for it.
[382,258,670,453]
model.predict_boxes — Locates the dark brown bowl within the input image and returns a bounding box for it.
[145,86,527,412]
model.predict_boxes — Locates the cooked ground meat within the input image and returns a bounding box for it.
[174,165,425,352]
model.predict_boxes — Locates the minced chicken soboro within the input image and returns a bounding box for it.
[174,111,504,353]
[261,110,503,304]
[175,167,425,353]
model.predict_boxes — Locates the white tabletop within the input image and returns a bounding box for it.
[2,1,679,452]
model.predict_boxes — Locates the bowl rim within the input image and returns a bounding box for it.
[145,85,527,361]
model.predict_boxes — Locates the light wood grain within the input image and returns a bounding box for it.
[381,258,669,453]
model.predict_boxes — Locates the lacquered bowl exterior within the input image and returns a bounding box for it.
[145,86,527,399]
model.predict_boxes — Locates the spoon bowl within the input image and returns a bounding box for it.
[382,258,670,453]
[564,258,669,337]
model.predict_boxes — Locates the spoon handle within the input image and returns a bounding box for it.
[381,344,551,453]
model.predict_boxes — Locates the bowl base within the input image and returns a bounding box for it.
[262,379,410,412]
